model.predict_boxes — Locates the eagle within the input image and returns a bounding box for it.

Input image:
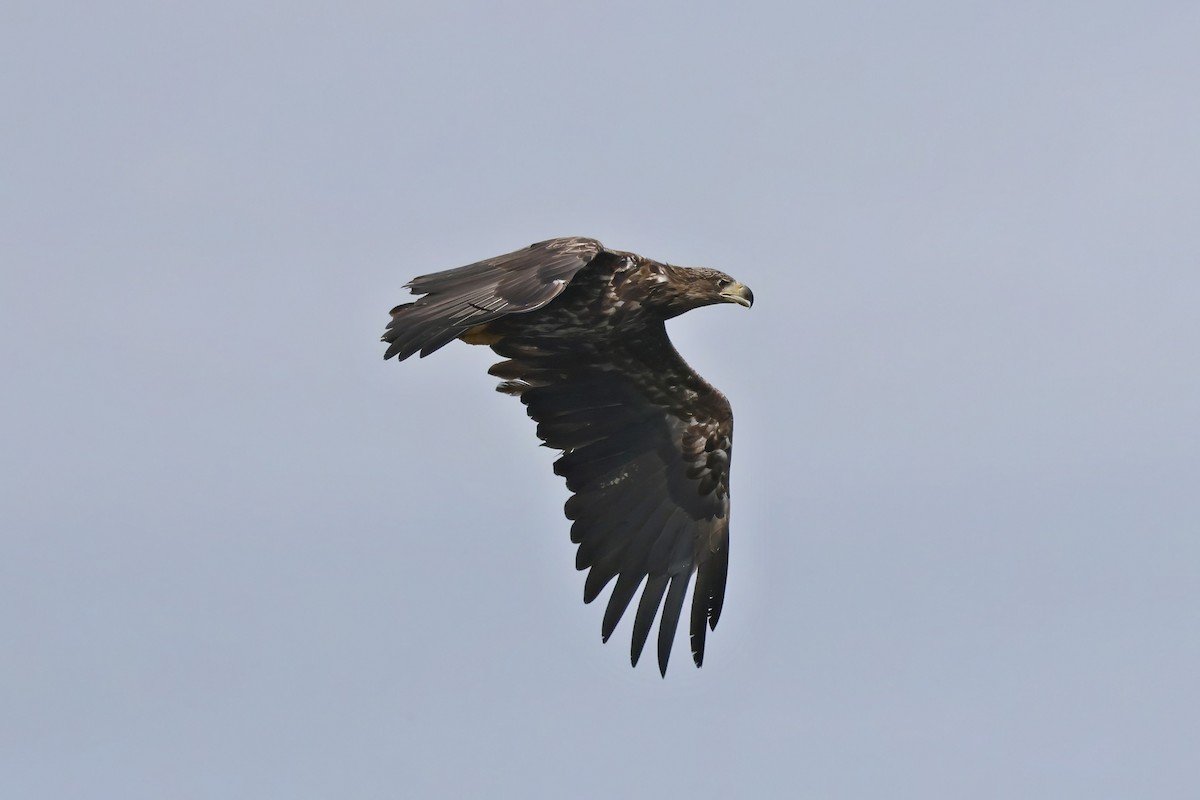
[382,237,753,675]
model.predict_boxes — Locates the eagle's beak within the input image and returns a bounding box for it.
[721,281,754,308]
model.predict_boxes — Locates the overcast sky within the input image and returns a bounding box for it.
[4,2,1200,797]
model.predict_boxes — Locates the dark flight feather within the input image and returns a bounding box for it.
[382,236,752,675]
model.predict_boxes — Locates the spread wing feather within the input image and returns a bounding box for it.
[382,237,603,361]
[499,352,733,676]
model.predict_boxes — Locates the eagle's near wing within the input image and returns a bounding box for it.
[490,346,731,676]
[382,237,603,360]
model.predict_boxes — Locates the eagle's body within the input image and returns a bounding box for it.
[382,237,752,675]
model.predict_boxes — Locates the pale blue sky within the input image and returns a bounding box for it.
[4,2,1199,797]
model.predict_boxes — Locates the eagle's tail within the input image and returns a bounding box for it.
[382,290,492,362]
[381,237,603,361]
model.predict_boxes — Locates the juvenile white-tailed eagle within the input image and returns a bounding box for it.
[382,237,752,675]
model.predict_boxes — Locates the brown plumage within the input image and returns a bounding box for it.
[382,237,753,675]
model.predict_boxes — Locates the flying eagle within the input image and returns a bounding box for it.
[382,237,753,675]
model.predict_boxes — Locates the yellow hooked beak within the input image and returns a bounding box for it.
[720,281,754,308]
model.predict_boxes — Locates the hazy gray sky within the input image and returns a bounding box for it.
[4,2,1199,797]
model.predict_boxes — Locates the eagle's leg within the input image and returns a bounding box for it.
[459,323,503,346]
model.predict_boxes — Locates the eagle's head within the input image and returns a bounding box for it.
[655,266,754,318]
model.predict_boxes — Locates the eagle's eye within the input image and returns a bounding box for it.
[716,278,731,289]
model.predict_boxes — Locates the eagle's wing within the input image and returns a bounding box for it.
[491,339,732,676]
[383,236,604,360]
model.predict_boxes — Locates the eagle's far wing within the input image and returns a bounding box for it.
[383,236,604,361]
[491,337,732,675]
